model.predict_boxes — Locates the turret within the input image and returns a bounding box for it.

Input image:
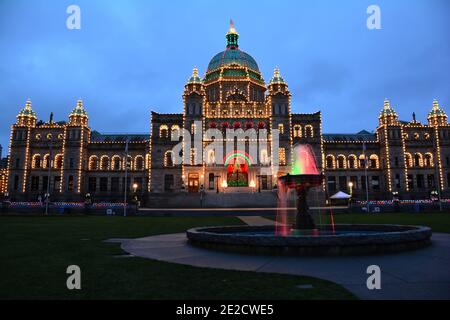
[378,99,398,126]
[69,99,88,126]
[16,99,37,127]
[428,99,447,126]
[268,67,289,95]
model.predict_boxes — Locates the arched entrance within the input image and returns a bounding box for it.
[224,152,251,187]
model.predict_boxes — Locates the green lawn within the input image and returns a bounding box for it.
[0,216,355,300]
[333,212,450,233]
[266,212,450,233]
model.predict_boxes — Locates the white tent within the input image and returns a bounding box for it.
[330,191,351,199]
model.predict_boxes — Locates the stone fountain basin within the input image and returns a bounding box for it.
[186,224,432,256]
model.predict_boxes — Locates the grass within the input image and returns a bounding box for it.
[333,212,450,233]
[267,212,450,233]
[0,216,355,300]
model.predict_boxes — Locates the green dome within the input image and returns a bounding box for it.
[207,48,260,73]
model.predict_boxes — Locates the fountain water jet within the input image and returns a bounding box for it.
[277,145,325,232]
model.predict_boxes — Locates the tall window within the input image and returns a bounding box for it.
[31,176,39,191]
[135,156,144,170]
[112,156,121,170]
[327,176,336,191]
[159,125,169,138]
[89,177,97,192]
[32,154,41,169]
[305,125,313,138]
[164,151,174,167]
[293,125,302,138]
[337,155,346,169]
[68,175,74,192]
[100,156,109,170]
[326,155,335,169]
[100,177,108,192]
[424,153,433,167]
[89,156,98,171]
[209,173,215,190]
[414,153,423,167]
[111,177,120,192]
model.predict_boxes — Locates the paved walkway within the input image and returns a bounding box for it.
[236,216,277,226]
[117,223,450,300]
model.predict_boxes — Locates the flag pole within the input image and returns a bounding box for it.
[363,142,370,213]
[124,138,129,217]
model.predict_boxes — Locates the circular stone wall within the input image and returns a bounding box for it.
[186,224,432,256]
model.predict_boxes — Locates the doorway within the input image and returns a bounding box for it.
[188,173,199,193]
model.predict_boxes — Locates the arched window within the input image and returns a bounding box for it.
[424,153,433,167]
[369,155,379,169]
[43,154,50,169]
[164,151,174,167]
[414,153,423,167]
[100,156,110,170]
[305,125,314,138]
[171,125,180,138]
[359,155,366,168]
[135,155,144,170]
[337,155,346,169]
[159,124,169,138]
[124,156,133,170]
[54,154,63,169]
[405,153,413,168]
[326,155,335,169]
[89,156,99,171]
[32,154,41,169]
[348,155,357,169]
[293,125,302,138]
[112,155,122,170]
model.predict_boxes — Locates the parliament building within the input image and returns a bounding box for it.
[4,22,450,204]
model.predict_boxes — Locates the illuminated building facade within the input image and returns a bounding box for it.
[5,23,450,203]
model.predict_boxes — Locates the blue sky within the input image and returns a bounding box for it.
[0,0,449,155]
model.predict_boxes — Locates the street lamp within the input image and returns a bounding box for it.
[348,181,354,197]
[132,183,138,194]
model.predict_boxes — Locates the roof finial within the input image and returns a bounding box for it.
[227,19,238,35]
[226,20,239,49]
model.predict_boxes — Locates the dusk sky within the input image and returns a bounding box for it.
[0,0,449,155]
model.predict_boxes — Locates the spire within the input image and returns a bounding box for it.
[226,20,239,49]
[187,67,202,84]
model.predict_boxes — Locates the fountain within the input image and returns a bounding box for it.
[186,145,432,256]
[277,144,324,232]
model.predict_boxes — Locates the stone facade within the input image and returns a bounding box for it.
[4,23,450,204]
